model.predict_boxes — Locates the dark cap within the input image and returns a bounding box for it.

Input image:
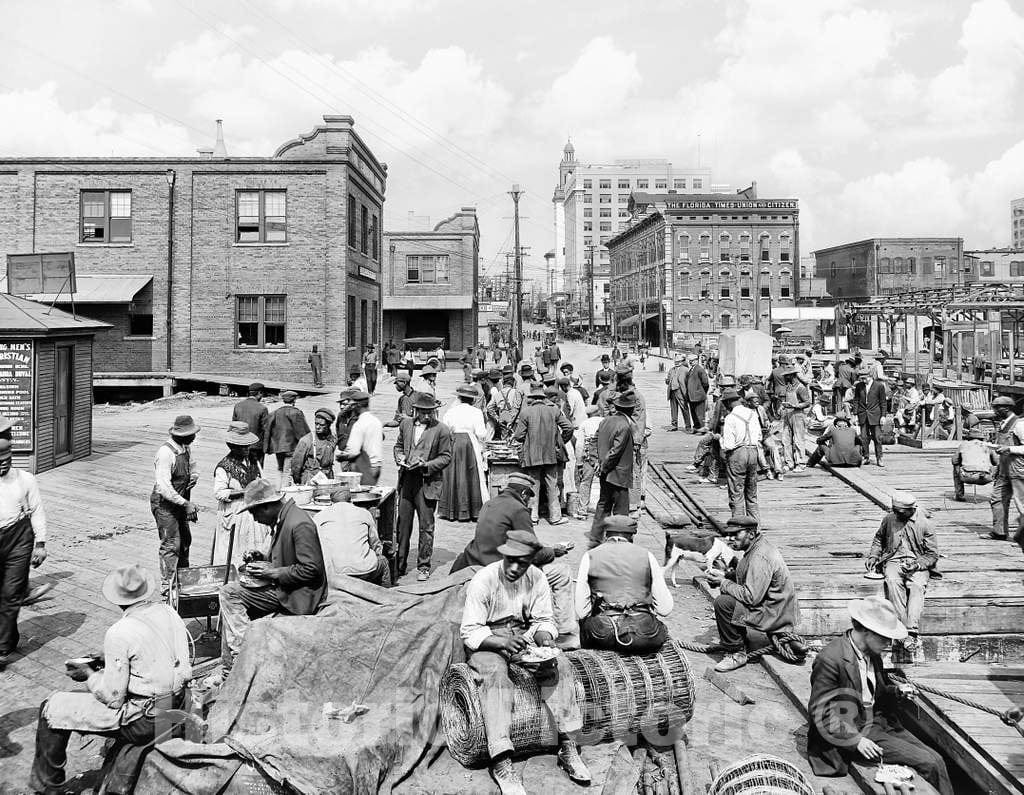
[992,396,1015,408]
[505,472,536,491]
[556,376,571,387]
[720,515,758,534]
[496,529,542,557]
[603,515,638,535]
[501,364,515,375]
[487,368,502,380]
[720,388,741,404]
[411,393,442,410]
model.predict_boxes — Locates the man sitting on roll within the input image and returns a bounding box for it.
[808,596,953,794]
[574,515,673,653]
[460,529,589,795]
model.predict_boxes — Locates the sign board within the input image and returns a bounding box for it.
[0,341,33,450]
[357,265,377,281]
[666,200,798,211]
[6,252,76,296]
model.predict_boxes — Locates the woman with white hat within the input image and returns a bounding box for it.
[211,422,272,567]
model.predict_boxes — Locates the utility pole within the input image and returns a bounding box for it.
[586,244,596,338]
[510,184,524,359]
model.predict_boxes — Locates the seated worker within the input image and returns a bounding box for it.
[574,515,673,653]
[705,516,802,673]
[450,473,576,647]
[460,530,590,795]
[952,427,996,501]
[218,479,326,673]
[806,416,863,468]
[30,565,191,795]
[315,485,391,587]
[808,596,953,794]
[805,393,832,436]
[864,491,938,654]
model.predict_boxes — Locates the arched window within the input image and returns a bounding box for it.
[779,233,791,262]
[779,268,793,299]
[719,268,732,299]
[719,232,731,262]
[739,268,752,298]
[679,311,692,325]
[699,268,711,299]
[739,232,752,262]
[700,310,712,330]
[678,269,691,298]
[760,268,772,299]
[907,257,917,274]
[893,256,905,273]
[678,233,691,261]
[879,257,892,274]
[699,233,711,261]
[759,232,771,262]
[720,312,732,330]
[740,310,753,327]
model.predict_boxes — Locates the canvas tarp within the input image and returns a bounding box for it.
[136,571,473,794]
[717,329,774,377]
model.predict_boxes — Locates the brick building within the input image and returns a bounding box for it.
[965,248,1024,282]
[813,237,966,302]
[0,115,386,385]
[607,185,800,347]
[1013,197,1024,250]
[382,207,479,353]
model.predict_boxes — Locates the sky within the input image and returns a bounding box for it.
[1,0,1022,287]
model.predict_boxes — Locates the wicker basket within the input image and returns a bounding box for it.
[708,754,814,795]
[439,640,695,767]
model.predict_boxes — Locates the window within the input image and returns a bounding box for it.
[830,261,837,279]
[618,179,630,189]
[347,295,356,347]
[370,299,379,343]
[599,222,612,231]
[699,234,711,261]
[933,256,945,275]
[618,194,629,203]
[599,194,612,204]
[761,269,772,298]
[406,255,450,284]
[128,293,153,336]
[583,179,592,189]
[893,256,905,273]
[908,257,917,274]
[360,299,368,350]
[981,260,994,276]
[678,270,690,296]
[879,257,892,274]
[693,178,703,190]
[780,270,792,298]
[637,179,649,189]
[583,194,592,204]
[674,179,686,190]
[720,283,730,298]
[371,214,380,260]
[584,236,592,246]
[359,204,369,254]
[81,190,132,243]
[584,208,592,218]
[235,190,286,243]
[655,180,667,189]
[236,295,286,348]
[922,256,933,273]
[720,250,731,262]
[348,195,357,247]
[1011,261,1024,277]
[584,221,593,231]
[740,269,751,298]
[599,208,612,217]
[780,250,790,262]
[720,313,731,329]
[599,179,611,189]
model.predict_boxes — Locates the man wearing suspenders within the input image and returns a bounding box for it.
[150,415,199,594]
[721,388,763,522]
[989,396,1024,541]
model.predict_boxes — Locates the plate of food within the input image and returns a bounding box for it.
[519,645,560,663]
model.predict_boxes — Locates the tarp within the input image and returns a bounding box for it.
[137,572,473,794]
[717,329,774,377]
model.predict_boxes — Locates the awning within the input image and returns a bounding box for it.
[618,312,658,329]
[12,274,153,304]
[384,295,474,311]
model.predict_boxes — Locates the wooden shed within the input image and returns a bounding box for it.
[0,294,110,473]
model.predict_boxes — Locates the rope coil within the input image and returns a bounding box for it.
[676,631,808,664]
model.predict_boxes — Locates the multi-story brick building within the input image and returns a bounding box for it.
[551,142,711,327]
[813,237,966,301]
[965,248,1024,282]
[1013,197,1024,250]
[382,207,479,353]
[0,115,386,385]
[607,185,800,347]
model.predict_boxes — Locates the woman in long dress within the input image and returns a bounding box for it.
[212,421,272,566]
[291,408,338,484]
[439,384,490,521]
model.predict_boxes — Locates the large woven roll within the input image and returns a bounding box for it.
[708,754,814,795]
[440,640,695,766]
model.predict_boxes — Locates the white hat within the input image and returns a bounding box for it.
[848,596,908,640]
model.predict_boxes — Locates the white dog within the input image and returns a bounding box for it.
[663,530,737,587]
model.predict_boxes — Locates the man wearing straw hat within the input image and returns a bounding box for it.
[217,478,326,672]
[29,564,191,795]
[808,596,953,793]
[150,415,200,595]
[460,529,590,794]
[864,491,938,654]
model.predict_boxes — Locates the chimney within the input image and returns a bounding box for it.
[213,119,228,157]
[196,147,214,159]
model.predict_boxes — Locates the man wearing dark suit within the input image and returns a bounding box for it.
[232,382,270,466]
[394,393,453,581]
[588,391,636,546]
[833,357,856,414]
[684,355,710,431]
[513,384,574,526]
[852,366,888,466]
[808,596,953,794]
[666,355,691,432]
[218,478,327,672]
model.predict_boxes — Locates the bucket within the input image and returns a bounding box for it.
[336,472,363,490]
[281,485,314,506]
[312,479,341,501]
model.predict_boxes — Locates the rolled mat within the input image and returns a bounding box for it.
[708,754,814,795]
[440,640,695,767]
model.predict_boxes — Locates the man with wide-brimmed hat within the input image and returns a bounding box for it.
[576,515,672,654]
[720,388,762,522]
[779,366,811,472]
[0,437,48,666]
[412,364,437,397]
[218,478,326,671]
[151,415,200,594]
[705,515,800,673]
[989,395,1024,541]
[852,366,887,467]
[29,564,191,794]
[265,390,310,489]
[952,426,996,501]
[808,596,953,793]
[487,364,524,440]
[666,354,691,432]
[394,392,453,580]
[232,383,269,465]
[460,529,589,794]
[865,491,938,654]
[588,390,636,544]
[513,383,574,526]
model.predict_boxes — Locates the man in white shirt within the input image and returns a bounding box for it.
[336,391,383,485]
[574,413,604,520]
[0,437,48,664]
[460,530,589,794]
[315,486,390,586]
[150,415,199,594]
[721,389,763,522]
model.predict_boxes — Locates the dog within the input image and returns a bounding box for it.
[663,529,736,587]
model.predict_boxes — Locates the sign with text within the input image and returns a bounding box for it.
[6,252,76,296]
[666,200,798,211]
[0,341,33,450]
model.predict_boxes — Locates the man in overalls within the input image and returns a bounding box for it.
[150,416,199,594]
[30,564,192,795]
[989,396,1024,541]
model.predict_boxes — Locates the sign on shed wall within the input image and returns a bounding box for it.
[0,340,33,450]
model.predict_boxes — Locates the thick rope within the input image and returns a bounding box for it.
[890,673,1024,737]
[677,632,808,664]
